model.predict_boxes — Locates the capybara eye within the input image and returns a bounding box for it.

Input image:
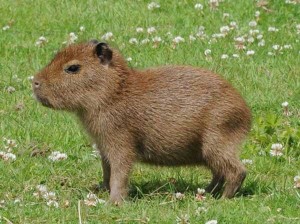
[65,64,80,74]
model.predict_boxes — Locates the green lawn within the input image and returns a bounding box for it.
[1,0,300,223]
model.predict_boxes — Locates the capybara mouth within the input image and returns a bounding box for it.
[35,95,53,108]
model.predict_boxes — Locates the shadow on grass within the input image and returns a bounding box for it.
[129,178,206,199]
[130,178,262,200]
[92,179,261,201]
[235,178,271,198]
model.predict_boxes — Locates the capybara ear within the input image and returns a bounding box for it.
[95,42,113,65]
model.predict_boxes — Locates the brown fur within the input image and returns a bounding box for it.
[33,41,251,204]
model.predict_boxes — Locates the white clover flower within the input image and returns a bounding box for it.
[249,21,257,27]
[147,27,156,34]
[152,36,162,42]
[176,214,190,224]
[7,86,16,93]
[204,49,211,56]
[247,37,255,43]
[258,39,265,47]
[268,52,274,56]
[221,54,229,59]
[268,27,279,32]
[101,32,113,41]
[38,36,47,42]
[34,184,59,207]
[175,192,185,200]
[129,38,138,44]
[147,2,160,10]
[33,184,48,198]
[197,188,205,194]
[209,0,219,8]
[270,143,284,157]
[189,35,196,41]
[230,21,238,29]
[28,76,34,81]
[126,57,132,62]
[141,38,150,44]
[206,220,218,224]
[234,36,245,43]
[195,188,206,201]
[136,27,144,33]
[84,193,105,206]
[286,0,298,4]
[35,36,48,47]
[212,33,225,39]
[223,13,230,18]
[242,159,253,165]
[69,32,78,43]
[43,191,57,201]
[195,26,206,38]
[255,11,260,17]
[36,184,48,194]
[166,31,172,37]
[62,32,78,45]
[220,26,230,34]
[232,54,239,58]
[246,50,255,56]
[195,206,208,215]
[272,45,280,50]
[48,151,68,161]
[0,151,16,161]
[196,31,206,38]
[173,36,185,44]
[84,193,98,206]
[257,34,263,40]
[283,44,292,49]
[79,26,85,32]
[47,200,59,208]
[198,26,205,31]
[195,3,203,10]
[249,29,260,36]
[294,176,300,189]
[4,138,17,149]
[196,32,205,38]
[5,152,16,160]
[2,25,10,31]
[282,101,290,116]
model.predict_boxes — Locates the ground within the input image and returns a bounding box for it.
[0,0,299,223]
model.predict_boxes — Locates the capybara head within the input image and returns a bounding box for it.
[33,41,128,111]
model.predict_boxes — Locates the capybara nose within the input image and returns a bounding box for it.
[33,80,41,89]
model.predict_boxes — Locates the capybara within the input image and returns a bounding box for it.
[33,40,251,204]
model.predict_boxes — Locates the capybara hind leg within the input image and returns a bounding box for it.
[222,163,246,198]
[205,173,225,196]
[202,138,246,198]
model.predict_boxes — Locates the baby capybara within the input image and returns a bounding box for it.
[33,40,251,204]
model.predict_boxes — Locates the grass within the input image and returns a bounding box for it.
[1,0,300,223]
